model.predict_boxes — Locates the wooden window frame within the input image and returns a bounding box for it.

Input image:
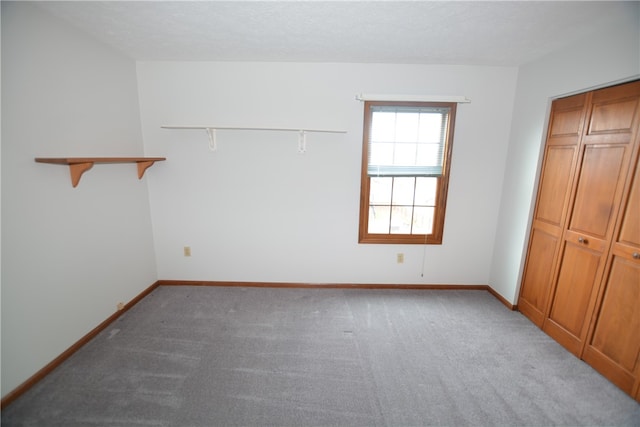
[358,101,456,244]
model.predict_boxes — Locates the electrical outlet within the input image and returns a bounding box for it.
[184,246,191,257]
[117,302,125,311]
[397,253,404,264]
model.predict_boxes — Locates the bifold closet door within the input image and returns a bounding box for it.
[582,151,640,399]
[543,81,640,357]
[518,95,587,327]
[517,94,587,327]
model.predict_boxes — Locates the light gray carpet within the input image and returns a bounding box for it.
[2,286,639,426]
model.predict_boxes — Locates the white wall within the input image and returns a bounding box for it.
[489,3,640,304]
[137,62,517,286]
[1,3,157,396]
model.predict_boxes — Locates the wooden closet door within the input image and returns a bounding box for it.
[518,95,586,327]
[582,152,640,399]
[543,81,640,357]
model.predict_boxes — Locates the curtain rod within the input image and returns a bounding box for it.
[355,94,471,103]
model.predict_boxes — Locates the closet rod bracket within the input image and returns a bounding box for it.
[298,130,307,154]
[205,128,217,151]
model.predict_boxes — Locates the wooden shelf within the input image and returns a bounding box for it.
[35,157,166,187]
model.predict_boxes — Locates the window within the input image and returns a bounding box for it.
[358,101,456,244]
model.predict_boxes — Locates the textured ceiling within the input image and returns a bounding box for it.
[36,1,638,66]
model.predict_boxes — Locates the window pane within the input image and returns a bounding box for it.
[395,113,419,142]
[413,207,435,234]
[416,143,442,168]
[390,206,413,234]
[415,177,438,206]
[371,112,396,142]
[370,142,394,166]
[370,177,392,204]
[394,143,418,166]
[392,177,415,205]
[368,206,391,233]
[418,113,445,142]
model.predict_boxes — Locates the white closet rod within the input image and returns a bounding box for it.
[161,126,346,133]
[161,126,346,153]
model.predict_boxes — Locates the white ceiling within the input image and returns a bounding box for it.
[35,1,638,66]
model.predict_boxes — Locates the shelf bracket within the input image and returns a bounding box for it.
[35,157,166,187]
[136,160,157,180]
[69,162,94,188]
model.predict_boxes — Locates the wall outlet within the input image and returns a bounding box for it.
[117,302,125,311]
[397,253,404,264]
[184,246,191,257]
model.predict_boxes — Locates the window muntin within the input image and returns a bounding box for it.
[359,101,456,244]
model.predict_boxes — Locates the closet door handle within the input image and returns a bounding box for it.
[578,237,588,244]
[633,252,640,260]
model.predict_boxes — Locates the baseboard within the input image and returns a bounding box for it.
[0,280,161,410]
[156,279,492,291]
[2,279,516,408]
[157,280,516,309]
[486,286,518,311]
[157,280,517,310]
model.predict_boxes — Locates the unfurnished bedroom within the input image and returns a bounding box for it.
[1,1,639,425]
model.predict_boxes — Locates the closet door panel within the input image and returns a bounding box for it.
[590,257,640,367]
[587,81,640,140]
[618,160,640,248]
[518,228,561,326]
[545,242,602,355]
[582,242,640,396]
[569,145,627,238]
[518,146,577,326]
[548,99,587,144]
[518,94,585,326]
[536,147,578,226]
[583,157,640,397]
